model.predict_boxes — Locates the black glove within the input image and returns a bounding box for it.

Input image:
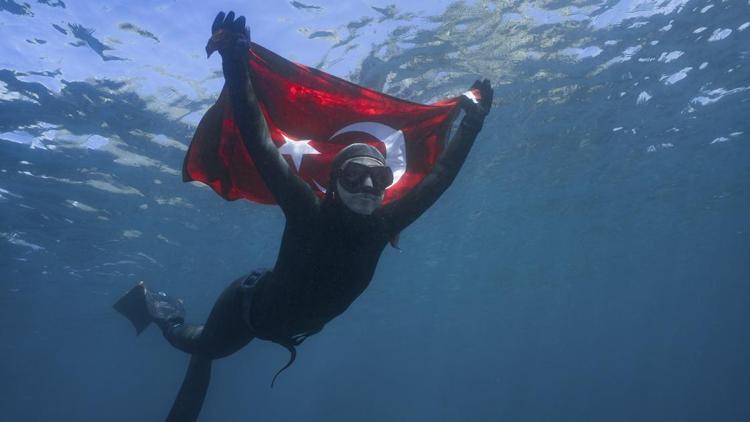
[205,11,251,60]
[460,78,493,129]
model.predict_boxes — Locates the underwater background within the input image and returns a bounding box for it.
[1,0,748,421]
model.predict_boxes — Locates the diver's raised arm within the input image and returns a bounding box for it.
[381,79,493,235]
[207,11,319,218]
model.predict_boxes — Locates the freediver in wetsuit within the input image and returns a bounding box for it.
[114,10,493,422]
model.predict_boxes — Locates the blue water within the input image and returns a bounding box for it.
[1,1,749,421]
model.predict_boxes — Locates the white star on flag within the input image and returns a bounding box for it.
[277,133,320,171]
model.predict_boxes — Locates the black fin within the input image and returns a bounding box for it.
[113,282,151,335]
[166,355,212,422]
[270,345,297,388]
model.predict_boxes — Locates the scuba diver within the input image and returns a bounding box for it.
[114,10,493,422]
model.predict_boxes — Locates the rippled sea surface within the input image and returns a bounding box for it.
[1,1,748,421]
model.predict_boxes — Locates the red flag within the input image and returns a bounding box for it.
[183,42,463,204]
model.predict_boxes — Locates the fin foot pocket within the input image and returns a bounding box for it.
[145,290,186,329]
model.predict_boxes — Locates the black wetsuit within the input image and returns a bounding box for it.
[160,40,485,421]
[168,46,483,350]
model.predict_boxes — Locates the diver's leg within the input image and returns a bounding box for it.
[162,323,205,354]
[163,276,256,358]
[115,275,259,422]
[114,277,255,357]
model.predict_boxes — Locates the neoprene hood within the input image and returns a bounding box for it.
[330,143,385,174]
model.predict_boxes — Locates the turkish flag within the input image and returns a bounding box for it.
[183,42,463,204]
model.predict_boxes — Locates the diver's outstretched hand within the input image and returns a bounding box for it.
[461,79,494,128]
[206,11,251,62]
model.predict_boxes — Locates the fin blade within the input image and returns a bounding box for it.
[166,355,212,422]
[113,282,151,335]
